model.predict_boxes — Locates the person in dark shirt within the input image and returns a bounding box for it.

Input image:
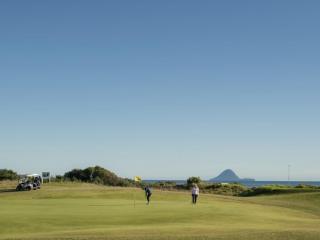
[144,186,152,205]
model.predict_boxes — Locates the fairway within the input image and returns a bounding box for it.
[1,182,320,240]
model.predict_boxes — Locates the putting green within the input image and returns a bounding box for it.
[0,182,319,240]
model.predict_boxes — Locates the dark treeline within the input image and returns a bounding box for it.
[62,166,135,187]
[0,169,18,181]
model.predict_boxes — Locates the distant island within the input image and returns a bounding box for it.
[210,169,255,182]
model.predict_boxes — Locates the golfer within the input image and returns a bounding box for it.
[144,186,152,205]
[191,184,199,204]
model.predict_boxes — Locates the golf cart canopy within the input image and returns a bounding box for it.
[27,174,41,178]
[19,174,42,183]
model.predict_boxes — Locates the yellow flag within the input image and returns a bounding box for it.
[134,176,142,182]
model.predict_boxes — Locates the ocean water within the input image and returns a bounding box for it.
[144,180,320,188]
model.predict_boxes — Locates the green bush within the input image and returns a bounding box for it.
[187,177,201,187]
[64,166,134,187]
[0,169,18,181]
[203,183,248,196]
[240,185,320,196]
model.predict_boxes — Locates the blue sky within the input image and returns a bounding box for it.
[1,1,319,180]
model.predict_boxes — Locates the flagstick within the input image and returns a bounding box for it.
[133,188,136,208]
[133,176,141,208]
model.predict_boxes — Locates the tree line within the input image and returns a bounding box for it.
[2,167,319,197]
[0,169,18,181]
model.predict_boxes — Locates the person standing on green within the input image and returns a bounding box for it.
[191,184,199,204]
[144,186,152,205]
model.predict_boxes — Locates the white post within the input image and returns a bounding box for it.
[288,165,291,185]
[133,188,136,208]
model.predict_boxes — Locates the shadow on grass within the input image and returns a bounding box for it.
[0,188,17,194]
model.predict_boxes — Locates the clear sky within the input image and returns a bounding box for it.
[1,0,319,181]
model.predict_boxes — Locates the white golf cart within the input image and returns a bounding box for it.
[16,174,42,191]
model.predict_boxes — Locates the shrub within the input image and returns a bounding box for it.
[0,169,18,181]
[64,166,131,187]
[187,176,201,187]
[240,185,320,196]
[203,183,248,196]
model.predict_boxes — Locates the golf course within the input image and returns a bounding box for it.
[0,182,320,240]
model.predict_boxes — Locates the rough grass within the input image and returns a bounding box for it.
[240,184,320,196]
[0,182,320,240]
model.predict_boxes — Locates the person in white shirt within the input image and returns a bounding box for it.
[191,184,199,204]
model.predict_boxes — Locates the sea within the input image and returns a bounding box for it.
[144,180,320,188]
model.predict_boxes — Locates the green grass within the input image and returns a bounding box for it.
[0,182,320,240]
